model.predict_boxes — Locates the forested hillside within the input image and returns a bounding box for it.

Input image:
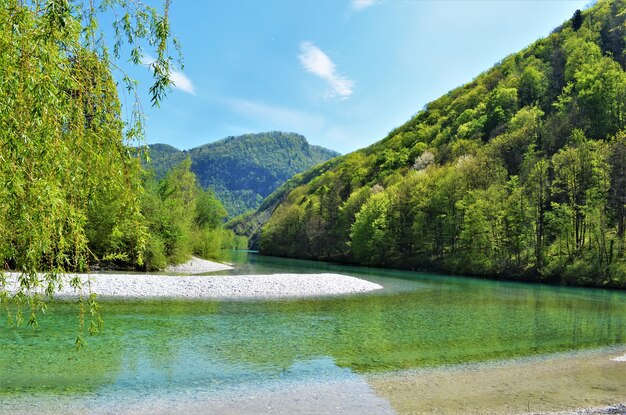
[256,0,626,288]
[146,132,340,217]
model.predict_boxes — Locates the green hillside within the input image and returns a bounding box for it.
[146,132,340,217]
[253,0,626,288]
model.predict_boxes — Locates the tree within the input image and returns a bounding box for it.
[571,9,583,31]
[0,0,178,346]
[260,203,305,257]
[551,136,594,256]
[350,191,392,265]
[523,154,550,271]
[456,187,502,274]
[574,56,626,139]
[196,189,228,230]
[609,132,626,242]
[338,187,372,257]
[483,87,519,138]
[519,66,549,108]
[142,160,237,268]
[502,176,533,272]
[158,158,198,263]
[549,132,610,272]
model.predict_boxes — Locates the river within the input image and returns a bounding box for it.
[1,251,625,414]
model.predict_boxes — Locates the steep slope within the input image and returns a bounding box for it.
[253,0,626,288]
[145,132,340,217]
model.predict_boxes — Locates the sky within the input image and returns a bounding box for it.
[118,0,591,154]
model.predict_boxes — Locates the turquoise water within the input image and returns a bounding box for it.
[1,251,625,401]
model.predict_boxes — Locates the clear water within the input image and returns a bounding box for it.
[1,251,625,402]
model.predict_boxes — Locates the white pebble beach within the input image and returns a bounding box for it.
[3,257,383,300]
[164,256,234,274]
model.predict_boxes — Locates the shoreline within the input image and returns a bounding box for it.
[368,346,626,415]
[3,256,382,299]
[3,272,383,300]
[164,256,233,274]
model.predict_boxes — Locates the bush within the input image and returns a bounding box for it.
[192,228,224,260]
[144,234,167,271]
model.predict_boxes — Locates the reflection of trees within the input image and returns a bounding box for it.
[0,302,124,394]
[2,283,625,396]
[209,283,626,374]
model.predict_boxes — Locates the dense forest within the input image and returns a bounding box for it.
[256,0,626,288]
[145,132,340,217]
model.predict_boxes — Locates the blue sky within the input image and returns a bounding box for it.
[120,0,590,154]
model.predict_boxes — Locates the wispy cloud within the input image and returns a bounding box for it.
[351,0,378,11]
[169,71,195,95]
[298,42,354,99]
[225,98,326,130]
[140,55,195,95]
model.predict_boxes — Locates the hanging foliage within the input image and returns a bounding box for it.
[0,0,177,347]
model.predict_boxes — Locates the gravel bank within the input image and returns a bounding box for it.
[369,347,626,415]
[534,404,626,414]
[165,256,232,274]
[0,378,396,415]
[4,272,383,300]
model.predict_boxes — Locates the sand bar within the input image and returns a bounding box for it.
[165,256,233,274]
[3,272,383,300]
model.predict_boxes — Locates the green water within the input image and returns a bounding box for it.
[1,251,625,402]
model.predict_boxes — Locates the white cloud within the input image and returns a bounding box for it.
[169,70,195,95]
[298,42,354,99]
[225,98,326,131]
[351,0,377,11]
[140,54,195,95]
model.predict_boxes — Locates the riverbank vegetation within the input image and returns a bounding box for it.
[258,0,626,288]
[0,0,242,337]
[0,0,239,274]
[141,158,246,271]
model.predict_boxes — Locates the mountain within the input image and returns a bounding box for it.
[246,0,626,288]
[145,132,340,217]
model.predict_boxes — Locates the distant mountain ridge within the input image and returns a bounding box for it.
[145,132,340,217]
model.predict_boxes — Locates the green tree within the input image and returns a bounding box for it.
[483,87,519,138]
[571,9,583,31]
[574,56,626,138]
[0,0,177,343]
[551,138,593,256]
[609,132,626,242]
[350,191,392,265]
[502,176,533,272]
[260,203,305,257]
[548,132,611,279]
[523,154,551,272]
[456,188,500,274]
[196,189,228,229]
[519,66,549,107]
[158,158,197,263]
[338,187,372,257]
[142,160,238,268]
